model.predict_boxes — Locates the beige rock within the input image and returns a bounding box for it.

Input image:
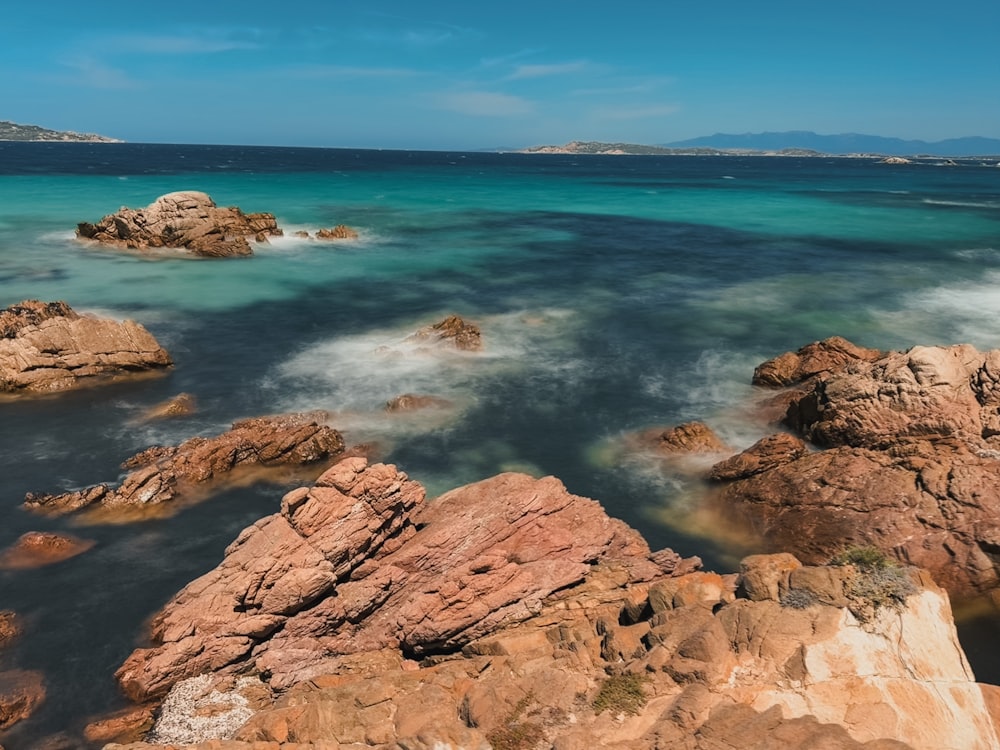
[315,225,359,240]
[0,299,171,394]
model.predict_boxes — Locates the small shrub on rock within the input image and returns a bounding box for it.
[830,545,918,621]
[593,672,649,716]
[779,588,816,609]
[485,694,545,750]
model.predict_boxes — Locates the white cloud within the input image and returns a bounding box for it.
[434,90,534,117]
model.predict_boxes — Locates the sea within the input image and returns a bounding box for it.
[1,142,999,746]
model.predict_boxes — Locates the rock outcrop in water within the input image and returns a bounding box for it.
[24,412,345,516]
[405,314,483,351]
[76,191,282,257]
[103,462,1000,749]
[0,299,171,394]
[699,338,1000,599]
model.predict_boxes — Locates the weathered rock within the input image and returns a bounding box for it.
[709,432,808,480]
[107,554,999,750]
[0,531,95,569]
[24,413,345,516]
[0,299,171,394]
[76,191,282,258]
[83,705,156,744]
[0,669,45,730]
[752,336,884,388]
[711,340,1000,598]
[114,459,686,702]
[383,393,453,413]
[315,225,359,240]
[406,315,483,351]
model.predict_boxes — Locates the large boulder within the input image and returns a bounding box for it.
[711,340,1000,598]
[0,299,171,393]
[24,412,345,516]
[76,191,282,257]
[114,458,690,703]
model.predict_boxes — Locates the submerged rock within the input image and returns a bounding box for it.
[383,393,453,412]
[76,191,282,258]
[0,532,95,569]
[0,299,171,394]
[24,412,345,516]
[137,393,197,422]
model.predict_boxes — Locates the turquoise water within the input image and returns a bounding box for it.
[0,143,999,745]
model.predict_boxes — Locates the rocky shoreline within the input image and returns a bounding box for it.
[6,200,1000,746]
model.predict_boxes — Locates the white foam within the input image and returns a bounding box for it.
[268,308,586,443]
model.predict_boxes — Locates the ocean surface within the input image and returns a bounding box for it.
[1,142,999,746]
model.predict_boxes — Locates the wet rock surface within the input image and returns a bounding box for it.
[24,412,345,516]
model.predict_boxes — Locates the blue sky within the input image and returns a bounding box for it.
[2,0,998,149]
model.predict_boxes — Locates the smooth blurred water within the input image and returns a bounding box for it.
[0,143,998,746]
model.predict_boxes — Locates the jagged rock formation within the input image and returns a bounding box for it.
[114,458,689,703]
[705,337,1000,599]
[76,191,282,257]
[0,299,171,393]
[106,548,999,749]
[315,225,359,240]
[24,413,344,516]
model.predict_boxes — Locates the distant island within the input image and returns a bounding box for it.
[521,131,1000,158]
[0,120,121,143]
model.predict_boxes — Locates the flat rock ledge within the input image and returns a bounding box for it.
[0,299,171,394]
[77,191,283,258]
[24,412,345,516]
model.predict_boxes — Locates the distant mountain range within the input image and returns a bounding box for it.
[663,131,1000,157]
[0,120,121,143]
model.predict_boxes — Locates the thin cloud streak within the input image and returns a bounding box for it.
[56,57,140,89]
[434,90,534,117]
[506,61,589,80]
[597,104,681,120]
[107,33,262,54]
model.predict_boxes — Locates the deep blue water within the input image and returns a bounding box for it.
[0,143,999,746]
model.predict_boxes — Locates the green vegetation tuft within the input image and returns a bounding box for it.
[831,545,892,571]
[593,672,649,716]
[830,545,918,621]
[485,693,545,750]
[779,588,816,609]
